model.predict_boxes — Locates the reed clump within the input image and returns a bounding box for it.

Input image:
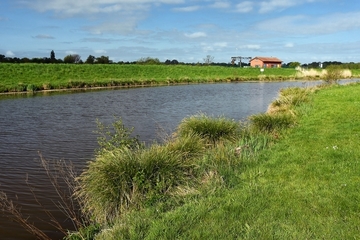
[249,86,318,133]
[176,113,241,145]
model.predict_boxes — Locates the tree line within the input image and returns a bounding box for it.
[2,51,360,69]
[0,51,114,64]
[0,52,239,66]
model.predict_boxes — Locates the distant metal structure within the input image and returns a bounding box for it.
[231,56,252,67]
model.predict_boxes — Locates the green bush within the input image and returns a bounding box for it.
[324,65,343,84]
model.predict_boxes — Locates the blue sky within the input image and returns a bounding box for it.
[1,0,360,64]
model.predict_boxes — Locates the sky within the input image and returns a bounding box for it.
[1,0,360,64]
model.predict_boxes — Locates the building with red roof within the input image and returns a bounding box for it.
[250,57,282,68]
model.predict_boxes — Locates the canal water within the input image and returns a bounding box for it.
[0,81,326,239]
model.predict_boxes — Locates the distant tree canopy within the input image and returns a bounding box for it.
[85,55,96,64]
[64,54,82,64]
[50,50,56,63]
[96,55,111,64]
[287,62,301,68]
[301,61,344,69]
[203,55,214,65]
[137,57,161,65]
[164,59,179,65]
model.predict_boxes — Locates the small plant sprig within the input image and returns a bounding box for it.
[94,117,142,154]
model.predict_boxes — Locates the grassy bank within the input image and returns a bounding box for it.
[135,83,360,239]
[64,82,360,239]
[1,63,298,93]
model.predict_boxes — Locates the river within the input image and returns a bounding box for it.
[0,81,339,239]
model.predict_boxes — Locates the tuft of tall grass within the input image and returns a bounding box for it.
[235,132,271,160]
[76,142,200,224]
[176,113,241,145]
[249,113,296,133]
[164,133,205,160]
[267,87,317,115]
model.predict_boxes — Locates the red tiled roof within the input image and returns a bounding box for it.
[250,57,282,63]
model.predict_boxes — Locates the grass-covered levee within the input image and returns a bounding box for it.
[62,81,360,239]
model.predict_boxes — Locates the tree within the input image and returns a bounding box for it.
[50,50,56,63]
[95,55,110,64]
[64,54,81,64]
[85,55,95,64]
[203,55,214,65]
[137,57,160,65]
[288,62,301,68]
[165,59,179,65]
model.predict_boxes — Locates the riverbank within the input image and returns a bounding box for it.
[0,63,309,94]
[66,82,360,239]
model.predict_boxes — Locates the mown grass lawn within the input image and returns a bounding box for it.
[122,83,360,239]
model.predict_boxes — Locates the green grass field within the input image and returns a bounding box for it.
[0,63,299,93]
[74,82,360,240]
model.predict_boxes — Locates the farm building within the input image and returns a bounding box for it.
[250,57,282,68]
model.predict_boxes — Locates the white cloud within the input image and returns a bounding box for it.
[235,1,253,13]
[257,12,360,35]
[201,43,213,52]
[258,0,322,13]
[24,0,184,15]
[6,51,15,57]
[214,42,228,48]
[209,1,230,9]
[94,49,107,54]
[173,5,200,12]
[65,50,77,55]
[285,43,294,48]
[240,44,261,50]
[81,37,113,43]
[184,32,207,38]
[84,18,141,35]
[200,41,228,53]
[259,0,296,13]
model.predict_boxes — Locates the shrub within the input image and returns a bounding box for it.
[324,65,344,84]
[177,113,240,145]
